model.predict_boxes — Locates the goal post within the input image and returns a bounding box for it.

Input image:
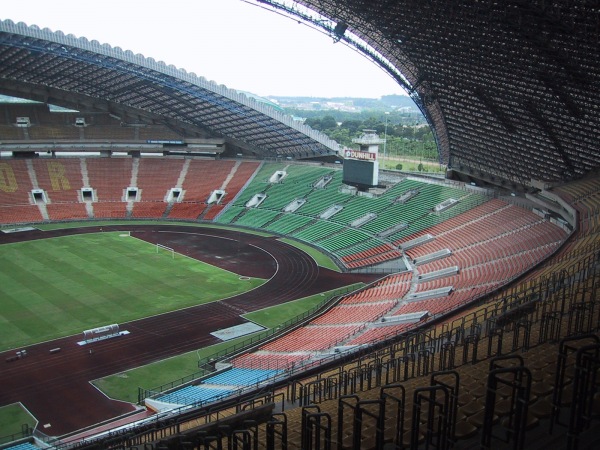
[156,243,175,259]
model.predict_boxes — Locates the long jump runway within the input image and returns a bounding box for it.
[0,225,381,436]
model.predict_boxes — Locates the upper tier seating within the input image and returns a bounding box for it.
[137,126,183,141]
[82,126,135,140]
[28,124,80,140]
[0,124,24,139]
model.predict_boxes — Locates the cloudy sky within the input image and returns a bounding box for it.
[1,0,406,99]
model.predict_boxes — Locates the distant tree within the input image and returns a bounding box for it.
[328,128,353,147]
[320,115,338,130]
[361,117,381,131]
[341,119,363,135]
[304,117,322,130]
[298,110,439,164]
[396,163,403,170]
[398,126,415,139]
[414,127,431,140]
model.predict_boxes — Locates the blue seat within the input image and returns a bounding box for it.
[203,367,281,387]
[5,444,39,450]
[157,385,233,406]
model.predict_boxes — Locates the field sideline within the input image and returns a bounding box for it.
[0,232,265,352]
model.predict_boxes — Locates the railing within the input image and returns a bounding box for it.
[72,249,599,450]
[0,425,32,446]
[138,230,582,405]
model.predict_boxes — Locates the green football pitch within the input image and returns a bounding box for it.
[0,232,265,352]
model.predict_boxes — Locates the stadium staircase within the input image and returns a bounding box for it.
[211,162,264,222]
[162,202,176,218]
[27,158,50,220]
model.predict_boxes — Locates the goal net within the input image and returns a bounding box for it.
[156,243,175,259]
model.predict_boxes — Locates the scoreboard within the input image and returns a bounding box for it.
[342,150,379,188]
[344,149,376,160]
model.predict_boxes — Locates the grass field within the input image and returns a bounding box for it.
[0,232,265,351]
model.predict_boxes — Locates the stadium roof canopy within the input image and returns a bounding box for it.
[257,0,600,188]
[0,19,340,159]
[1,1,599,188]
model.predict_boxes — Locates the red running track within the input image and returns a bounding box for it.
[0,225,381,437]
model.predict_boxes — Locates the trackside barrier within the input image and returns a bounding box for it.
[0,424,32,446]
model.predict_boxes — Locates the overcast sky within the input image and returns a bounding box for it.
[1,0,406,99]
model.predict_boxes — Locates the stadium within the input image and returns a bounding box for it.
[0,1,599,449]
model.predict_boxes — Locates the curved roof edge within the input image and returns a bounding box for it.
[244,1,447,163]
[0,19,341,155]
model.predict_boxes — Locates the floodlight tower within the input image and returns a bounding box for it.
[383,111,390,167]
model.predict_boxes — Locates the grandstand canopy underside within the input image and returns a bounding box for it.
[1,1,599,187]
[265,0,600,187]
[0,20,340,160]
